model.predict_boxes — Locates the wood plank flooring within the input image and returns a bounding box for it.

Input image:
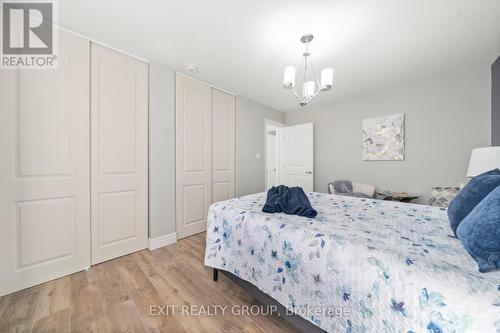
[0,233,300,333]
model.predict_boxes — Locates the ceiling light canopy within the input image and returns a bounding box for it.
[283,34,333,107]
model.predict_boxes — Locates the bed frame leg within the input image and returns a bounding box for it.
[213,268,218,282]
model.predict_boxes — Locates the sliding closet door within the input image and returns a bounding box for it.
[90,44,148,264]
[0,30,90,296]
[211,89,235,203]
[176,75,212,239]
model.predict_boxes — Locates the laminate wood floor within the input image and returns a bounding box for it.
[0,233,299,333]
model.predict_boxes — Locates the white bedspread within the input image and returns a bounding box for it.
[204,192,500,333]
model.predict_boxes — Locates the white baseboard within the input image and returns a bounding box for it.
[148,232,177,250]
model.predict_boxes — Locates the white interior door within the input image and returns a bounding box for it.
[176,74,212,239]
[90,43,148,264]
[211,88,235,203]
[0,30,90,296]
[281,123,314,191]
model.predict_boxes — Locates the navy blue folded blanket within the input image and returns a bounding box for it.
[262,185,317,218]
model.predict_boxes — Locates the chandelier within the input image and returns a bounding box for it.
[283,34,333,106]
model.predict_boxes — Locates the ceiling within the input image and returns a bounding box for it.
[57,0,500,111]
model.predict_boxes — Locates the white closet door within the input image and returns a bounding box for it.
[90,43,148,264]
[0,30,90,296]
[211,89,235,203]
[175,75,212,239]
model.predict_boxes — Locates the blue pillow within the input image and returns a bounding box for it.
[447,169,500,235]
[457,185,500,272]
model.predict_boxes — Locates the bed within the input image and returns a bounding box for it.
[204,192,500,333]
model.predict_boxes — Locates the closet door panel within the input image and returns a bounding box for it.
[91,43,148,264]
[211,89,235,203]
[99,63,137,173]
[212,182,231,203]
[0,30,90,296]
[176,75,212,239]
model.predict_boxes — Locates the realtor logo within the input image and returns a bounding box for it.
[1,0,57,69]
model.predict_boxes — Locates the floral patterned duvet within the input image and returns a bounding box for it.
[204,192,500,333]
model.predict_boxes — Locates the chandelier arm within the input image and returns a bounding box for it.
[293,56,305,101]
[291,87,303,103]
[295,57,305,88]
[307,55,321,92]
[301,88,322,105]
[312,88,321,98]
[304,55,309,83]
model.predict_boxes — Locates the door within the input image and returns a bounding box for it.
[281,123,314,191]
[0,30,90,296]
[211,89,235,203]
[90,43,148,264]
[176,74,212,239]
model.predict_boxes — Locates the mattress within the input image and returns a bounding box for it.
[204,192,500,333]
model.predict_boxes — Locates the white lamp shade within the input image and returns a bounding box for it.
[283,66,296,89]
[320,68,333,90]
[303,81,315,98]
[466,146,500,177]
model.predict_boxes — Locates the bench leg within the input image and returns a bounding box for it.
[213,268,219,282]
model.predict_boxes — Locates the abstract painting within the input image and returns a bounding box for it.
[362,113,405,160]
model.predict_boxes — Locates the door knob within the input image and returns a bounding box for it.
[305,171,313,174]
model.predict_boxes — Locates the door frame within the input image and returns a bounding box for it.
[264,119,284,190]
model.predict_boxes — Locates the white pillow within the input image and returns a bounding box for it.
[352,182,376,197]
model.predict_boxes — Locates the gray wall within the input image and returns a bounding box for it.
[493,57,500,145]
[286,66,491,202]
[236,96,285,196]
[149,62,176,238]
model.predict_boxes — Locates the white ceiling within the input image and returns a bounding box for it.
[58,0,500,111]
